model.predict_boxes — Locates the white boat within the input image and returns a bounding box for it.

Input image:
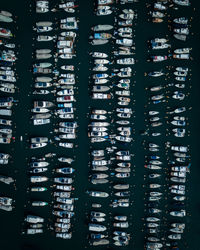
[98,0,114,5]
[88,191,109,198]
[25,215,44,224]
[37,35,53,41]
[116,136,132,142]
[119,13,134,20]
[59,142,73,148]
[92,86,110,92]
[170,210,186,217]
[173,54,190,60]
[94,59,109,64]
[117,58,134,65]
[33,118,50,125]
[91,39,108,45]
[92,52,108,58]
[92,93,111,99]
[174,48,191,54]
[30,176,48,183]
[96,9,112,16]
[174,28,189,35]
[174,17,188,24]
[30,143,47,149]
[93,65,108,71]
[116,38,133,46]
[56,233,72,239]
[89,224,107,232]
[93,25,113,31]
[173,0,190,6]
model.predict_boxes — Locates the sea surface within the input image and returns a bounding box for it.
[0,0,200,250]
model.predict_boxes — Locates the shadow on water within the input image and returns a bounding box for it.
[22,245,41,250]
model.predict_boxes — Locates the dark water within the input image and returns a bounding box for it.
[0,0,200,250]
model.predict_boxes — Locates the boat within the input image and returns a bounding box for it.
[145,165,161,170]
[173,54,190,60]
[119,13,134,20]
[174,47,191,54]
[89,224,107,232]
[59,142,73,148]
[56,168,75,174]
[91,39,108,45]
[30,176,48,183]
[146,243,163,248]
[56,233,72,239]
[151,42,170,50]
[174,17,188,24]
[170,210,186,217]
[98,0,114,5]
[92,52,108,58]
[148,71,164,77]
[31,187,47,192]
[0,14,13,23]
[116,38,133,47]
[152,18,163,23]
[92,93,111,99]
[87,191,109,198]
[151,55,167,62]
[113,222,129,228]
[96,9,112,16]
[174,34,187,41]
[90,239,109,246]
[117,58,135,65]
[37,35,54,42]
[0,28,12,38]
[173,0,190,6]
[93,25,113,31]
[36,21,52,27]
[25,215,44,224]
[32,201,48,207]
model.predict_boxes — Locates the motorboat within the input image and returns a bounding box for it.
[92,52,108,58]
[37,35,54,42]
[93,73,108,79]
[151,55,167,62]
[25,215,44,224]
[173,0,190,6]
[0,28,13,38]
[148,71,164,77]
[170,210,186,217]
[92,93,111,99]
[117,58,135,65]
[173,54,190,60]
[89,224,107,232]
[93,25,113,31]
[96,8,112,16]
[30,176,48,183]
[87,191,109,198]
[174,71,187,77]
[150,11,164,18]
[145,165,161,170]
[173,32,187,41]
[56,233,72,239]
[113,184,129,190]
[174,47,191,54]
[172,91,185,100]
[93,33,112,40]
[91,39,108,45]
[116,38,133,47]
[174,17,188,24]
[151,42,170,50]
[171,146,188,152]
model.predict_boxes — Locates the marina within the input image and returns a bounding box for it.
[0,0,199,249]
